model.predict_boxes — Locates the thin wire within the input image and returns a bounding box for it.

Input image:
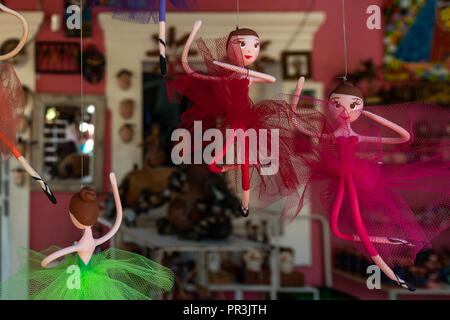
[80,0,84,188]
[338,0,348,81]
[236,0,240,29]
[285,0,316,50]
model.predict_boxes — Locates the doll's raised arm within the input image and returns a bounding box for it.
[212,60,276,83]
[359,110,410,144]
[291,77,332,139]
[182,20,220,81]
[94,173,123,246]
[0,4,28,61]
[41,244,80,268]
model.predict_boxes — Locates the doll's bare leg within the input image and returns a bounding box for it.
[208,130,261,173]
[208,130,236,173]
[352,235,417,246]
[216,163,264,172]
[241,190,250,217]
[215,163,262,172]
[240,136,250,217]
[347,175,415,291]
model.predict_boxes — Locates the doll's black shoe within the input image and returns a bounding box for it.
[240,206,249,218]
[33,177,57,204]
[160,55,167,75]
[394,273,416,291]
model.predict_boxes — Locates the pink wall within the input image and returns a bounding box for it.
[5,0,384,95]
[30,193,81,251]
[6,0,385,286]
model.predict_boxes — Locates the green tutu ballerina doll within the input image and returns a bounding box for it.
[1,173,174,300]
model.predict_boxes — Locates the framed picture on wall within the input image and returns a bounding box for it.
[281,51,312,80]
[35,42,81,74]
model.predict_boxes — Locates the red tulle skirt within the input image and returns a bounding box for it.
[167,37,303,212]
[0,63,25,161]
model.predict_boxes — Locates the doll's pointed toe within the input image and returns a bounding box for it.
[46,189,57,204]
[240,206,249,218]
[394,274,415,292]
[160,55,167,75]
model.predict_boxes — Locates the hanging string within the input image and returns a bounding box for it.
[285,0,316,51]
[236,0,240,29]
[338,0,348,81]
[80,0,84,188]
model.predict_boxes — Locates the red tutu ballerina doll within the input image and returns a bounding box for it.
[289,76,450,290]
[169,21,301,217]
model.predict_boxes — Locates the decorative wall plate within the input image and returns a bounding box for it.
[83,45,105,83]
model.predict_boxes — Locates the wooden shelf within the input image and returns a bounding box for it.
[333,269,398,290]
[333,269,450,300]
[184,284,320,299]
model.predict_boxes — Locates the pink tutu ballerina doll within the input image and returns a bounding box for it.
[288,77,450,290]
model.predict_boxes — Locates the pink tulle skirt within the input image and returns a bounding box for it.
[287,96,450,266]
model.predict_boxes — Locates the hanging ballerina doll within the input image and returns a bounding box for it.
[0,4,56,203]
[168,20,302,217]
[289,76,450,290]
[0,173,174,299]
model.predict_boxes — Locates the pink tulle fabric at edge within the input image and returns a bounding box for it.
[286,95,450,267]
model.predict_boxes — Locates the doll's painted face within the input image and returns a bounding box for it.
[227,35,260,67]
[329,93,364,123]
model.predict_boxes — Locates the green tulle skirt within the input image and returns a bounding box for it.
[0,246,174,300]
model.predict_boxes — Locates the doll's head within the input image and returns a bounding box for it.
[226,28,260,67]
[328,81,364,123]
[69,187,99,229]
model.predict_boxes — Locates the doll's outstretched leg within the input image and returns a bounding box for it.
[347,176,415,291]
[208,130,262,173]
[212,163,262,173]
[208,129,236,173]
[240,136,250,217]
